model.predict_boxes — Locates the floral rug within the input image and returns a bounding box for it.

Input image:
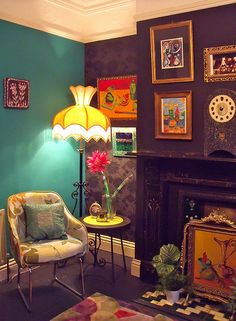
[134,290,231,321]
[50,292,175,321]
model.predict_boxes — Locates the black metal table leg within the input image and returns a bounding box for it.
[88,233,106,267]
[120,232,127,271]
[80,215,131,281]
[110,235,115,281]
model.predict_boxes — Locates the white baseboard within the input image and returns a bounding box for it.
[88,233,135,258]
[88,233,140,277]
[0,236,141,282]
[131,258,141,278]
[0,258,40,283]
[0,258,16,283]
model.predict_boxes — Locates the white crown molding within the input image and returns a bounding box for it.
[84,26,137,43]
[0,12,85,42]
[0,11,136,43]
[135,0,236,22]
[84,0,135,15]
[46,0,135,14]
[0,0,136,42]
[0,0,235,43]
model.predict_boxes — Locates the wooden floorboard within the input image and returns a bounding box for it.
[0,251,152,321]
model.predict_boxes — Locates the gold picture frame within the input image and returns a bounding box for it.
[155,90,192,140]
[150,20,194,84]
[182,212,236,303]
[204,45,236,82]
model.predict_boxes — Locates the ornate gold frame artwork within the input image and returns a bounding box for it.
[150,20,194,84]
[182,211,236,303]
[204,45,236,82]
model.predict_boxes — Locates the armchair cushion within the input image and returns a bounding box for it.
[24,203,67,241]
[8,191,88,268]
[21,235,84,264]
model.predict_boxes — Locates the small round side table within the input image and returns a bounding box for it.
[80,215,131,281]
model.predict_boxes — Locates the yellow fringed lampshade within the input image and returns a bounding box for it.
[52,85,111,142]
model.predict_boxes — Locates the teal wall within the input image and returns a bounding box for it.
[0,20,84,217]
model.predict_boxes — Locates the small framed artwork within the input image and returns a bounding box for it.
[111,127,137,157]
[182,212,236,303]
[150,20,194,84]
[4,77,30,109]
[155,90,192,140]
[204,45,236,82]
[97,75,137,120]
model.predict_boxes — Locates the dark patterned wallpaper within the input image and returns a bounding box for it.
[85,36,138,241]
[137,3,236,153]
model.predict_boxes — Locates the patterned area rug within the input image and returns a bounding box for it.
[134,290,231,321]
[50,292,175,321]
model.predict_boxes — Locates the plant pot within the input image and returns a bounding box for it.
[165,289,181,304]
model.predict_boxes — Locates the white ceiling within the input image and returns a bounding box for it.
[0,0,235,43]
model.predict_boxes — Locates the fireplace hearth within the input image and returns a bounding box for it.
[135,151,236,281]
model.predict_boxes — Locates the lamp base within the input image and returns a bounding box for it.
[71,181,90,216]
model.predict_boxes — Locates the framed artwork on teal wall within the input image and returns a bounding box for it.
[112,127,137,157]
[4,77,30,109]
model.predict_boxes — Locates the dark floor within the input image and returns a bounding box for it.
[0,251,188,321]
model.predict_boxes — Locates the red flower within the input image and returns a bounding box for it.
[87,150,110,173]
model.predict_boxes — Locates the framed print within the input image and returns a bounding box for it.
[112,127,136,157]
[4,77,30,109]
[182,212,236,303]
[155,90,192,140]
[150,20,194,84]
[97,75,137,120]
[204,45,236,82]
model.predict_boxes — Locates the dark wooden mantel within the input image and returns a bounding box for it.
[135,150,236,281]
[136,150,236,164]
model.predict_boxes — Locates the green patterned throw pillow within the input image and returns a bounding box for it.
[24,203,67,241]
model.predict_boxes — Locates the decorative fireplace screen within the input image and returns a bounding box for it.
[182,211,236,303]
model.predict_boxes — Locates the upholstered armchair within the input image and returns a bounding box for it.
[7,191,88,311]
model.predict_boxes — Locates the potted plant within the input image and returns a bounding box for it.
[152,244,187,304]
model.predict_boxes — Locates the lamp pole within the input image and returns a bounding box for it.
[71,139,89,217]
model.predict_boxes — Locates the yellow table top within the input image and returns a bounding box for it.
[83,215,123,226]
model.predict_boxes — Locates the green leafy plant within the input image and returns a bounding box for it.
[152,244,187,291]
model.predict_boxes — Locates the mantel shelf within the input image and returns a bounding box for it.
[136,150,236,164]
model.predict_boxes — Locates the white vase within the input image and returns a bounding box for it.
[165,289,180,304]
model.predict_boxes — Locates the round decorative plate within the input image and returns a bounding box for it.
[89,202,102,217]
[209,94,236,123]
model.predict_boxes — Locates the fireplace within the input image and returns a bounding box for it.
[135,152,236,281]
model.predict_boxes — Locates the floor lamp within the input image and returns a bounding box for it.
[52,85,111,217]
